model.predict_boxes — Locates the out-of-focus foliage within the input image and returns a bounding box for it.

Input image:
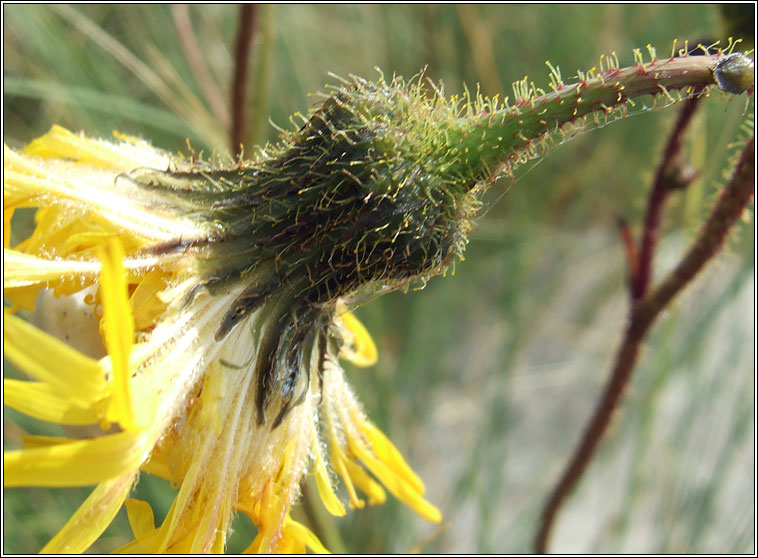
[3,4,754,553]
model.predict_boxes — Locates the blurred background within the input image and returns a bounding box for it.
[3,4,754,553]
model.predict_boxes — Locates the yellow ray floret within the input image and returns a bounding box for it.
[4,430,150,487]
[3,312,107,407]
[3,379,102,425]
[3,126,442,554]
[98,238,136,431]
[337,309,379,367]
[42,473,139,554]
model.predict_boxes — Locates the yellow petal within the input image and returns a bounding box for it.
[115,530,197,555]
[4,141,199,243]
[4,430,150,487]
[41,472,137,554]
[283,518,331,554]
[313,433,346,517]
[21,435,80,449]
[3,379,101,425]
[99,238,136,430]
[332,452,364,509]
[3,285,44,312]
[130,269,170,331]
[23,125,149,170]
[254,480,282,553]
[140,443,173,481]
[276,534,304,554]
[125,499,156,538]
[113,527,162,554]
[3,311,107,407]
[3,249,174,294]
[3,248,99,288]
[242,532,263,554]
[3,150,90,208]
[151,447,210,553]
[358,419,425,495]
[61,230,137,257]
[347,437,441,524]
[209,526,226,554]
[331,446,386,508]
[338,310,378,367]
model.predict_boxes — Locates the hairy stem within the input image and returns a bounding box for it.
[534,136,754,553]
[451,53,753,186]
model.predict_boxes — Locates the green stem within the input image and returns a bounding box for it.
[452,53,753,179]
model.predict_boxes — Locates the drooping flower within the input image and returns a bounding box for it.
[3,126,440,553]
[3,48,752,553]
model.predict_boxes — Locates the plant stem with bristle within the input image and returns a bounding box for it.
[127,49,753,428]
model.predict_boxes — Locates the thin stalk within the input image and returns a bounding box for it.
[633,97,702,299]
[534,136,754,553]
[231,5,257,158]
[616,216,639,291]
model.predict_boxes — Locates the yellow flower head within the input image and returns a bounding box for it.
[3,126,440,553]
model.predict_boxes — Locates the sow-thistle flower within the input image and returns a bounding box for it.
[3,46,753,553]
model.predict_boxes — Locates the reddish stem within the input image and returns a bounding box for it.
[633,96,702,299]
[616,216,639,292]
[231,5,257,158]
[534,136,754,553]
